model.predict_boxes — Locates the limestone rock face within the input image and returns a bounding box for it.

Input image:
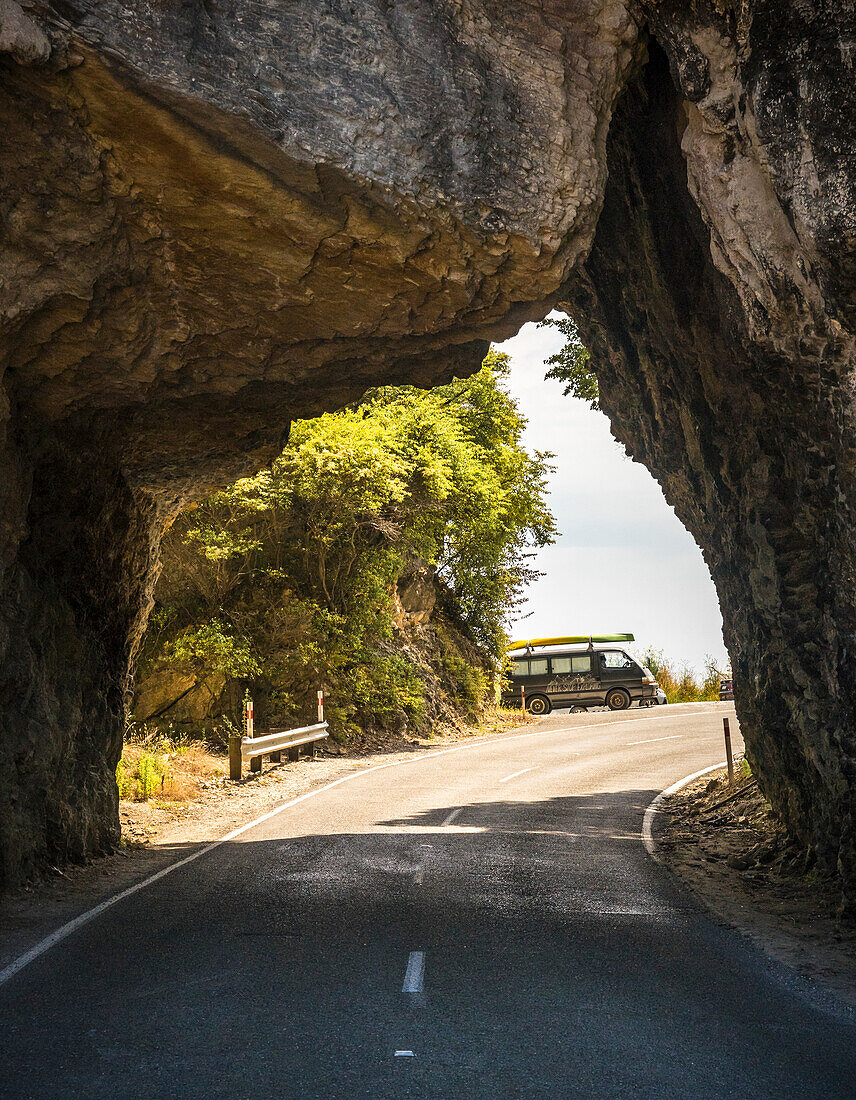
[1,1,856,900]
[563,2,856,904]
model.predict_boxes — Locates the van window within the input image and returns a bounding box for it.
[551,655,592,674]
[601,651,634,669]
[511,658,548,677]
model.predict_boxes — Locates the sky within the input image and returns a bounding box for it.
[497,318,728,675]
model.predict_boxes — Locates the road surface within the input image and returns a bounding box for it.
[1,703,855,1098]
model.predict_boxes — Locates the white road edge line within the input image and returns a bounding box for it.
[641,761,726,863]
[0,709,713,987]
[498,766,535,784]
[402,951,425,993]
[628,734,682,746]
[441,806,463,827]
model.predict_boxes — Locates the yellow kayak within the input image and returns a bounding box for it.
[507,634,634,651]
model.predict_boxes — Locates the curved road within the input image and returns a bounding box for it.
[1,703,855,1098]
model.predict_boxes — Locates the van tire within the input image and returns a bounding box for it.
[606,688,631,711]
[527,694,552,716]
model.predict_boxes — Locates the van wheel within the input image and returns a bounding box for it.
[527,694,552,716]
[570,706,587,713]
[606,688,631,711]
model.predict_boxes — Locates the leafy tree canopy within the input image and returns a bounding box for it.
[139,350,557,740]
[538,313,599,409]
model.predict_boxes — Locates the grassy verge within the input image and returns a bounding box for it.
[117,729,226,803]
[117,704,533,811]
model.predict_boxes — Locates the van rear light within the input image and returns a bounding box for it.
[642,676,657,685]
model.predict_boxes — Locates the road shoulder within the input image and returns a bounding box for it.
[656,764,856,1010]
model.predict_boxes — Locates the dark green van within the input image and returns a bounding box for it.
[502,634,660,715]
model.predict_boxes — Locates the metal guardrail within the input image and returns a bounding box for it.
[229,721,328,779]
[229,692,329,780]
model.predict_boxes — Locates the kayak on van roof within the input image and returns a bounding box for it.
[507,634,634,652]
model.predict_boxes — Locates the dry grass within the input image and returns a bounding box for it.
[117,736,225,802]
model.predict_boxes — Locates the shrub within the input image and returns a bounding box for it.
[117,727,224,801]
[636,647,726,704]
[136,350,556,742]
[117,748,169,801]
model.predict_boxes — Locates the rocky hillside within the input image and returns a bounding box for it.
[131,359,552,750]
[134,557,490,747]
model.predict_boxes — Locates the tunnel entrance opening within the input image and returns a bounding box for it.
[0,5,854,913]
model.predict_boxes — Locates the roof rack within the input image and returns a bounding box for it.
[507,634,634,652]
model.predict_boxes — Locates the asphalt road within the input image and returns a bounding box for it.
[2,702,855,1099]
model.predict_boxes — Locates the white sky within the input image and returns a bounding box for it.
[497,318,728,675]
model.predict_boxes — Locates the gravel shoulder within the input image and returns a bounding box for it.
[0,710,533,971]
[660,763,856,1008]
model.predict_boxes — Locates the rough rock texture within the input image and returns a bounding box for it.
[562,3,856,906]
[2,2,856,901]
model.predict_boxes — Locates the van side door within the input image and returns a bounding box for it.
[549,652,602,705]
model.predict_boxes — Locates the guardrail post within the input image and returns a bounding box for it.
[723,716,735,787]
[246,697,262,774]
[269,699,282,763]
[229,732,243,781]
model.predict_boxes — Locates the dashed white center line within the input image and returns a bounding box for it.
[441,806,463,826]
[394,1050,415,1058]
[627,734,682,746]
[402,951,425,993]
[498,766,536,784]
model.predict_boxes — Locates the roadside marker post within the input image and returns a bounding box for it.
[228,728,242,781]
[521,684,526,713]
[246,697,262,773]
[723,716,735,786]
[228,697,251,781]
[317,689,324,724]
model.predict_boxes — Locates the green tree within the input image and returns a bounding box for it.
[636,646,724,703]
[538,313,599,408]
[138,351,556,741]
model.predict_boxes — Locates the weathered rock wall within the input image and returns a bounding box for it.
[563,4,856,905]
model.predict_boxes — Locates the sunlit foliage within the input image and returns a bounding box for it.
[539,313,599,408]
[139,351,557,740]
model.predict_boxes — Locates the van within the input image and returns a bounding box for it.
[502,634,660,715]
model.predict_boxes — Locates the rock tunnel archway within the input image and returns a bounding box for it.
[1,1,855,903]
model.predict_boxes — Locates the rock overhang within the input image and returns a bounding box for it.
[6,0,640,489]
